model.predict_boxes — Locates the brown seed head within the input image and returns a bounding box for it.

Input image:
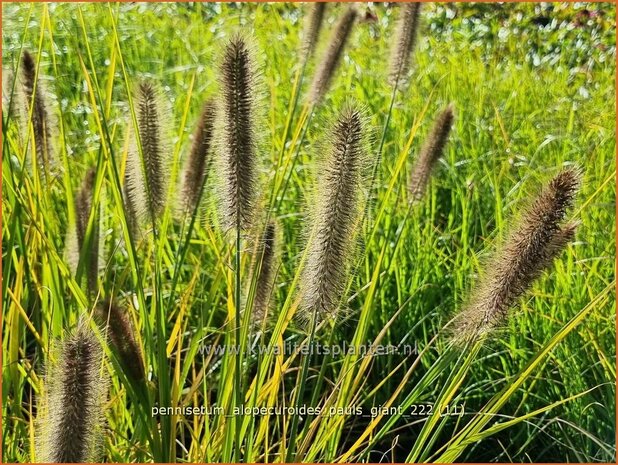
[94,299,145,383]
[409,104,454,202]
[453,168,581,342]
[300,103,369,322]
[215,35,260,232]
[250,220,279,327]
[388,3,422,86]
[179,99,216,215]
[21,50,54,172]
[308,7,357,105]
[36,320,106,463]
[301,3,327,63]
[124,81,170,227]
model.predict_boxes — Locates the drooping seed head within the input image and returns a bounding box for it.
[308,7,357,105]
[300,3,327,63]
[300,103,370,322]
[214,35,261,232]
[94,299,145,383]
[21,50,55,173]
[388,2,422,86]
[453,168,581,342]
[36,320,106,463]
[124,81,171,227]
[178,99,216,215]
[409,104,454,202]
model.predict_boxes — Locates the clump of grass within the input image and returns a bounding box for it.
[409,103,455,202]
[300,103,370,323]
[36,320,106,463]
[300,3,327,63]
[178,99,215,216]
[21,50,55,174]
[308,6,357,105]
[249,220,279,328]
[388,3,422,86]
[453,168,581,342]
[124,81,170,228]
[214,35,260,232]
[94,299,145,383]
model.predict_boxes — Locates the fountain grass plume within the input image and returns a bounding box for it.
[409,103,454,202]
[388,2,422,86]
[124,81,171,227]
[36,319,106,463]
[300,102,370,323]
[94,299,145,383]
[214,34,261,232]
[21,50,55,172]
[301,3,327,63]
[453,168,581,342]
[178,99,215,215]
[308,6,357,105]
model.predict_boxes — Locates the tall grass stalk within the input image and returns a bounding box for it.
[215,34,260,460]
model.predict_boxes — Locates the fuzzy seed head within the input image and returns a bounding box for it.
[215,35,260,232]
[3,67,26,134]
[308,7,357,105]
[300,103,369,322]
[409,104,454,202]
[124,81,170,227]
[94,300,145,383]
[36,321,106,463]
[301,3,327,62]
[178,100,216,215]
[453,168,581,342]
[251,220,279,327]
[388,2,422,85]
[21,50,55,172]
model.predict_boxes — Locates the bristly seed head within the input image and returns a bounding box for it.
[250,220,279,328]
[388,2,422,86]
[308,7,357,105]
[300,3,327,63]
[21,50,55,174]
[94,299,145,383]
[215,35,260,232]
[452,168,581,343]
[300,103,370,323]
[409,104,455,202]
[124,81,170,228]
[178,99,216,215]
[36,320,106,463]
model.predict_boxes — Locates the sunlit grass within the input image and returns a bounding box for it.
[2,2,615,463]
